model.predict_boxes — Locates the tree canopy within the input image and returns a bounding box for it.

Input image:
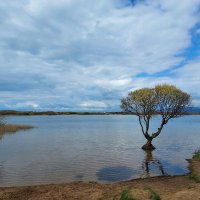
[121,84,191,150]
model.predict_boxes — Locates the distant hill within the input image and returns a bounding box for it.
[187,107,200,114]
[0,110,127,116]
[0,108,199,116]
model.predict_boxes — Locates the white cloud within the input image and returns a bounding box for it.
[120,57,200,107]
[6,102,39,110]
[0,0,200,110]
[95,78,132,89]
[173,58,200,99]
[79,101,108,109]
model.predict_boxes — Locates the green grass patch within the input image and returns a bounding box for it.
[189,171,200,183]
[146,188,161,200]
[193,149,200,161]
[119,189,137,200]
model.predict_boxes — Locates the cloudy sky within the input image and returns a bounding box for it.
[0,0,200,111]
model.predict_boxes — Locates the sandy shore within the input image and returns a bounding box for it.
[0,158,200,200]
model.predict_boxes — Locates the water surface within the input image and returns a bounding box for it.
[0,115,200,186]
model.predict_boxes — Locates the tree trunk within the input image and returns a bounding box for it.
[142,138,155,150]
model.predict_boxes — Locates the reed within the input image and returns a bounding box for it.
[0,123,33,134]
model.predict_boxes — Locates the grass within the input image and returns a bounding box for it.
[192,149,200,161]
[145,188,161,200]
[188,148,200,183]
[0,123,34,134]
[119,190,137,200]
[118,188,161,200]
[189,172,200,183]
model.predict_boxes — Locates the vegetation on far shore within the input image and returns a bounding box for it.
[0,110,128,116]
[0,110,200,116]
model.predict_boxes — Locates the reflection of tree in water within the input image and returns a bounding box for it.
[140,150,167,178]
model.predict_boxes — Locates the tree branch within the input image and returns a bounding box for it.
[151,118,166,138]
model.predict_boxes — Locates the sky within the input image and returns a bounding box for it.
[0,0,200,111]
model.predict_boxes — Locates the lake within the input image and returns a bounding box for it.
[0,115,200,187]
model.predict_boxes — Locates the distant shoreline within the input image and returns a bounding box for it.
[0,110,200,116]
[0,110,127,116]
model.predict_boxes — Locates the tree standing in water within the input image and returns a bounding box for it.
[121,84,191,150]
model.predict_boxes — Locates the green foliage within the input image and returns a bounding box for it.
[121,84,191,145]
[121,84,191,117]
[119,190,137,200]
[146,188,161,200]
[121,88,157,115]
[193,149,200,161]
[189,172,200,183]
[189,149,200,183]
[155,84,191,118]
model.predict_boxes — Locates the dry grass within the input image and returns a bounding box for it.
[0,124,34,135]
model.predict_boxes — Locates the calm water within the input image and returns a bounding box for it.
[0,115,200,187]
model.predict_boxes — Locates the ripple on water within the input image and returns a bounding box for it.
[0,115,200,186]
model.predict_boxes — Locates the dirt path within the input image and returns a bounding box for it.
[0,160,200,200]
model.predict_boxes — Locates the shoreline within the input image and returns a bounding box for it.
[0,173,189,189]
[0,157,200,200]
[1,110,200,116]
